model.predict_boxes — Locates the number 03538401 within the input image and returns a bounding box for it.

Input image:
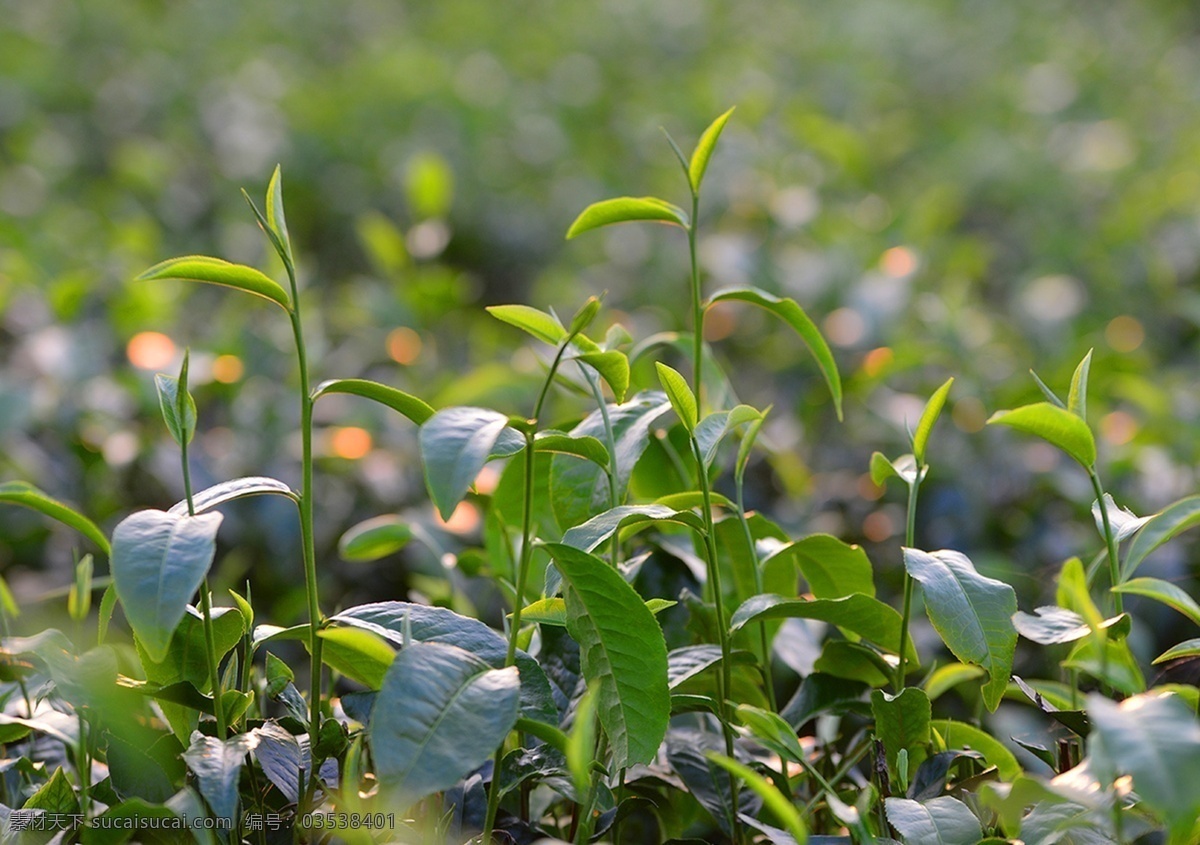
[299,813,395,830]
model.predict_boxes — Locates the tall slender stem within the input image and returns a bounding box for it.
[734,479,776,712]
[688,194,704,411]
[1088,469,1123,614]
[894,474,921,691]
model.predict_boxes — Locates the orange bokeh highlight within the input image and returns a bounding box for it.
[127,332,176,370]
[861,346,894,378]
[1105,315,1144,353]
[211,354,244,383]
[437,501,481,535]
[387,327,422,365]
[881,246,917,278]
[329,426,373,459]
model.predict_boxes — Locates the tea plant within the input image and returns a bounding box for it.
[0,109,1198,845]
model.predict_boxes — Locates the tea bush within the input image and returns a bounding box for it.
[1,110,1199,845]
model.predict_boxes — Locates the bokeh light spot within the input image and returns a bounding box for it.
[474,465,500,496]
[211,354,244,383]
[823,308,867,347]
[861,346,894,378]
[703,302,738,341]
[330,426,373,459]
[857,473,884,501]
[127,332,176,370]
[437,501,480,535]
[952,396,987,433]
[1100,411,1138,446]
[387,327,423,365]
[1105,315,1144,353]
[880,246,917,278]
[863,510,895,542]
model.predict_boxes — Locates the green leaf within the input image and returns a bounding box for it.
[560,504,705,554]
[0,574,18,619]
[1091,493,1152,543]
[688,107,736,194]
[986,402,1096,468]
[533,431,610,468]
[183,730,257,822]
[668,729,762,835]
[870,452,920,487]
[112,510,223,663]
[568,296,602,335]
[1064,637,1145,695]
[707,752,809,845]
[707,286,843,420]
[1087,691,1200,838]
[1122,494,1200,581]
[567,683,599,795]
[338,515,412,562]
[265,651,293,697]
[155,372,197,448]
[545,543,670,768]
[655,362,698,433]
[735,703,806,765]
[317,625,396,688]
[884,796,982,845]
[69,553,93,622]
[265,164,294,267]
[694,405,762,468]
[923,663,986,702]
[913,377,954,465]
[0,480,111,555]
[668,645,755,689]
[23,767,80,827]
[486,304,567,346]
[136,255,291,311]
[735,407,770,483]
[550,391,672,529]
[369,642,519,807]
[1113,577,1200,627]
[759,533,876,599]
[575,350,630,403]
[566,196,689,239]
[166,476,298,516]
[929,718,1021,781]
[419,406,513,519]
[779,672,870,727]
[730,593,916,661]
[1056,556,1104,631]
[872,687,931,774]
[520,598,568,626]
[1013,606,1128,645]
[1155,638,1200,664]
[903,548,1017,712]
[81,799,183,845]
[312,378,434,426]
[1067,348,1093,420]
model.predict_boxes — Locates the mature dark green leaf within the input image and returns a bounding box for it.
[883,796,982,845]
[706,287,842,420]
[655,362,698,433]
[730,593,916,661]
[759,534,875,599]
[183,730,258,822]
[81,798,182,845]
[420,406,512,519]
[548,543,670,768]
[369,642,519,806]
[668,729,762,836]
[112,509,223,662]
[560,504,705,553]
[780,673,869,728]
[929,719,1021,781]
[986,402,1096,468]
[566,196,689,239]
[338,515,412,562]
[23,766,80,818]
[252,721,308,803]
[0,481,110,555]
[486,304,567,345]
[166,476,297,516]
[1122,494,1200,581]
[903,548,1017,711]
[688,107,736,193]
[708,752,808,845]
[872,688,931,773]
[1153,637,1200,664]
[913,377,953,465]
[312,378,434,426]
[136,255,291,310]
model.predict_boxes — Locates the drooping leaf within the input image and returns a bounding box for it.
[655,362,698,433]
[871,452,920,487]
[560,504,705,554]
[929,719,1022,781]
[1063,637,1145,695]
[0,481,110,555]
[1087,691,1200,838]
[923,663,986,702]
[903,548,1017,711]
[1067,348,1093,421]
[667,729,762,836]
[575,350,630,403]
[136,255,291,310]
[779,672,870,728]
[1113,577,1200,627]
[1122,494,1200,581]
[986,402,1096,468]
[758,534,875,599]
[112,510,223,663]
[532,432,610,468]
[550,391,672,529]
[708,752,809,845]
[1013,606,1128,645]
[883,796,982,845]
[369,642,519,807]
[251,722,308,804]
[311,378,434,426]
[706,287,842,420]
[486,304,567,346]
[872,688,932,774]
[566,196,689,239]
[913,377,954,465]
[338,515,413,562]
[419,406,513,519]
[183,730,259,822]
[166,476,298,516]
[547,543,670,768]
[729,593,916,662]
[694,405,762,468]
[688,107,736,193]
[1090,493,1151,544]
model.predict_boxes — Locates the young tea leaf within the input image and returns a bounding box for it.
[338,515,413,562]
[68,554,93,622]
[1122,494,1200,581]
[1113,577,1200,627]
[655,362,698,433]
[136,255,291,311]
[0,481,111,555]
[311,378,434,426]
[568,296,602,336]
[574,350,630,404]
[566,197,689,239]
[707,751,809,845]
[155,366,197,448]
[486,304,567,346]
[912,377,953,465]
[419,407,513,520]
[166,476,298,516]
[265,164,294,267]
[688,106,736,194]
[1067,348,1093,421]
[987,402,1097,468]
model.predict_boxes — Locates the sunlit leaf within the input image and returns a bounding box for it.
[1067,348,1093,420]
[655,362,698,433]
[566,196,688,239]
[986,402,1096,468]
[913,377,953,465]
[1113,577,1200,627]
[136,255,291,310]
[730,593,916,662]
[708,751,808,845]
[419,406,513,519]
[1122,494,1200,581]
[166,476,298,517]
[312,378,434,426]
[486,304,567,346]
[0,481,110,556]
[688,107,736,193]
[884,795,982,845]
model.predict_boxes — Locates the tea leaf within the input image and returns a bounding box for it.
[166,476,298,517]
[735,408,770,483]
[707,752,809,845]
[928,720,1025,782]
[655,362,698,433]
[729,593,916,662]
[1153,637,1200,665]
[923,663,986,702]
[68,554,93,622]
[688,107,736,194]
[707,287,842,420]
[265,165,293,265]
[560,503,705,554]
[183,730,259,822]
[566,196,688,239]
[545,543,670,768]
[574,350,630,403]
[1122,494,1200,581]
[758,533,875,599]
[532,432,610,468]
[568,296,603,335]
[1090,493,1152,543]
[486,304,567,346]
[667,729,761,836]
[1064,637,1145,695]
[903,548,1017,712]
[913,377,953,465]
[312,378,435,426]
[1113,577,1200,627]
[694,405,762,468]
[318,625,396,688]
[112,509,223,663]
[419,406,513,519]
[1067,348,1093,420]
[155,371,197,448]
[986,402,1096,468]
[369,642,519,807]
[871,687,931,774]
[136,255,291,311]
[1013,606,1095,645]
[251,722,306,804]
[884,795,982,845]
[567,683,599,795]
[338,515,413,562]
[0,481,110,555]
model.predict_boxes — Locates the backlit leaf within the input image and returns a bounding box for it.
[167,476,298,517]
[566,196,688,239]
[986,402,1096,468]
[137,255,291,311]
[655,362,698,433]
[688,107,736,193]
[913,377,954,465]
[0,481,110,556]
[312,378,434,426]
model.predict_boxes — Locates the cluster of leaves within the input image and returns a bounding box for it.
[1,111,1199,845]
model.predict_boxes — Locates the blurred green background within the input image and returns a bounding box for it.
[3,0,1200,655]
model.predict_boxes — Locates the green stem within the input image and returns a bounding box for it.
[734,478,776,712]
[688,194,704,411]
[582,367,621,568]
[894,472,921,692]
[1088,469,1123,614]
[690,437,742,845]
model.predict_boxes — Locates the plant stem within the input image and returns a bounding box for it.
[734,478,776,712]
[688,195,704,411]
[894,472,921,692]
[1088,469,1123,614]
[582,367,621,568]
